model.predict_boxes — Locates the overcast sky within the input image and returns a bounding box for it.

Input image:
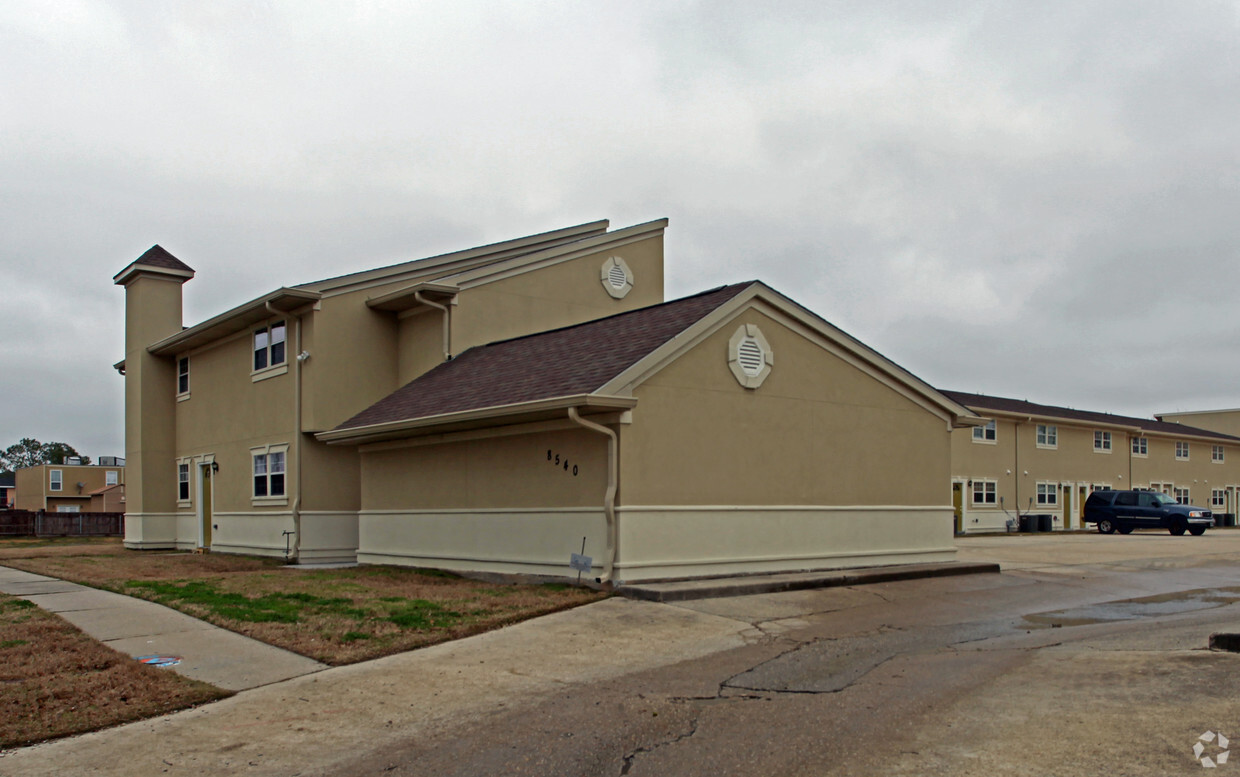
[2,1,1239,458]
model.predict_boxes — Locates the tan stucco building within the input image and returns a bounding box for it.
[14,462,126,513]
[116,219,977,582]
[946,391,1240,533]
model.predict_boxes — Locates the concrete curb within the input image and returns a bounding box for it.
[616,561,1002,602]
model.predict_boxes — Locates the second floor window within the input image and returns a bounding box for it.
[106,470,118,486]
[49,469,62,491]
[1175,441,1189,461]
[1036,424,1057,448]
[1132,437,1148,456]
[178,356,190,394]
[1094,431,1112,452]
[254,321,287,371]
[973,420,996,442]
[1213,445,1225,463]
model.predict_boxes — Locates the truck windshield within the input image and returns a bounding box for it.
[1152,494,1177,507]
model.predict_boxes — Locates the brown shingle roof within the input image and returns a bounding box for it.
[941,390,1240,442]
[334,283,754,431]
[134,245,194,273]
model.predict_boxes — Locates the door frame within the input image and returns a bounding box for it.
[197,458,215,549]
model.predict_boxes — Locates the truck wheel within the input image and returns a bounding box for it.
[1170,520,1187,536]
[1117,526,1133,534]
[1098,518,1116,534]
[1189,526,1207,536]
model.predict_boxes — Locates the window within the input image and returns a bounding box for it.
[1090,483,1112,493]
[1036,424,1058,448]
[106,470,118,486]
[1131,437,1148,456]
[1173,486,1190,505]
[971,480,997,505]
[56,505,80,513]
[1213,489,1226,508]
[973,420,997,443]
[1036,482,1058,506]
[253,321,287,371]
[1175,441,1189,461]
[252,447,287,499]
[178,462,190,502]
[1213,445,1225,463]
[178,356,190,395]
[1094,431,1112,452]
[49,469,62,492]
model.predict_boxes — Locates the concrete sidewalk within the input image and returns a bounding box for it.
[0,566,326,691]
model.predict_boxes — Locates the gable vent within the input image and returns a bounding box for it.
[608,264,628,290]
[737,338,764,376]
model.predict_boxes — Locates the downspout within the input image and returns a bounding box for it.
[567,407,618,587]
[268,301,302,563]
[414,291,452,360]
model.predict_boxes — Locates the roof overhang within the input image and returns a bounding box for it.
[113,263,195,286]
[317,394,638,446]
[148,288,321,356]
[365,281,459,313]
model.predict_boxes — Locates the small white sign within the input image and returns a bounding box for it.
[570,553,593,572]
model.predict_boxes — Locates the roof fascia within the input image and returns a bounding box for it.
[147,288,321,356]
[316,394,638,446]
[365,281,460,313]
[597,283,974,429]
[1156,408,1240,419]
[972,407,1145,434]
[443,218,669,290]
[302,220,611,296]
[113,263,195,286]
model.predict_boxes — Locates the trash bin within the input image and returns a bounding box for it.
[1220,513,1235,528]
[1037,514,1054,532]
[1020,515,1036,532]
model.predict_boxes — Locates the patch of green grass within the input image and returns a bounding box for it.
[123,580,373,624]
[541,583,571,592]
[340,631,372,642]
[413,568,458,579]
[379,596,404,602]
[8,599,37,610]
[1,639,29,648]
[385,599,463,630]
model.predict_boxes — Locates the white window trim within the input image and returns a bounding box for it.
[49,469,62,492]
[252,320,288,377]
[1131,437,1148,458]
[105,470,118,486]
[176,458,193,507]
[177,355,191,399]
[972,420,997,445]
[599,256,634,299]
[1035,424,1058,449]
[727,324,773,389]
[1212,445,1225,464]
[971,479,998,506]
[1212,489,1226,508]
[1093,431,1113,454]
[1036,481,1059,507]
[250,443,290,506]
[1175,441,1190,461]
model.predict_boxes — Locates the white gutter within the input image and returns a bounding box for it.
[567,407,618,587]
[414,290,452,360]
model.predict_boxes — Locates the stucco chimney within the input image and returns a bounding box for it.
[113,246,194,546]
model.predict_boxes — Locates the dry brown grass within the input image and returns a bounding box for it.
[0,593,229,749]
[1,540,605,665]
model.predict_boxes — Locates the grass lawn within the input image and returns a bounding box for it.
[0,592,229,749]
[0,538,605,665]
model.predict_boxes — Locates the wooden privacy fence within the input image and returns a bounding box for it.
[0,510,124,537]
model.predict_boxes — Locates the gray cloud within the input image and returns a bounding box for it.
[2,0,1238,456]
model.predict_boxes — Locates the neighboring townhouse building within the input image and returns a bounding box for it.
[1156,409,1240,438]
[0,472,14,508]
[945,391,1240,533]
[116,218,979,582]
[88,484,126,512]
[14,462,126,512]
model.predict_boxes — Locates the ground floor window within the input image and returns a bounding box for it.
[1036,482,1058,506]
[252,445,288,499]
[972,479,997,505]
[1173,487,1190,505]
[1212,489,1226,508]
[178,462,191,502]
[56,505,80,513]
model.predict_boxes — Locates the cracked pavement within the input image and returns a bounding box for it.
[10,534,1240,776]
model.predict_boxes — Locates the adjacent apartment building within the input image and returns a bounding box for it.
[115,219,979,582]
[945,391,1240,533]
[14,459,126,513]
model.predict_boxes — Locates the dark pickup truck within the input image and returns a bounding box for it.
[1083,489,1213,535]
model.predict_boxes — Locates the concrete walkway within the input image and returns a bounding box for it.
[0,566,327,691]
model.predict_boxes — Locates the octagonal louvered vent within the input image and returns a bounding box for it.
[600,256,633,299]
[729,323,773,388]
[737,338,764,376]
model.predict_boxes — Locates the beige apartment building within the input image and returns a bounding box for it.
[115,219,978,582]
[945,391,1240,533]
[14,461,126,513]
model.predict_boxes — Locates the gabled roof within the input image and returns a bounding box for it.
[941,390,1240,442]
[321,284,752,442]
[320,282,979,445]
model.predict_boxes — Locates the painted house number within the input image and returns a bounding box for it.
[547,450,579,476]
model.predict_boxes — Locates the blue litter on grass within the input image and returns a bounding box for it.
[135,654,182,667]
